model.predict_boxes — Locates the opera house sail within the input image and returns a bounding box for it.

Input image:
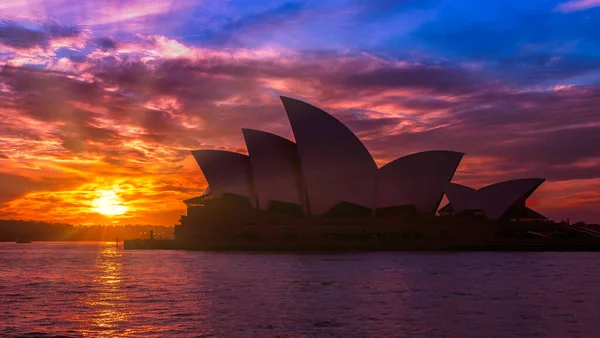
[191,150,254,201]
[377,151,464,216]
[242,128,307,215]
[280,96,378,216]
[441,179,546,221]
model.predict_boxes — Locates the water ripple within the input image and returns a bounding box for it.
[1,243,600,337]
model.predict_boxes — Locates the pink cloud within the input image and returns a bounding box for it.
[555,0,600,12]
[0,0,198,29]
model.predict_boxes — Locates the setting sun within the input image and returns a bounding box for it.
[92,190,128,216]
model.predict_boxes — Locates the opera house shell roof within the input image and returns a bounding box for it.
[189,96,546,221]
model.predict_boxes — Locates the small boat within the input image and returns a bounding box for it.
[16,239,32,243]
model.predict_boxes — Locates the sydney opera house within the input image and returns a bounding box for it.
[168,96,598,250]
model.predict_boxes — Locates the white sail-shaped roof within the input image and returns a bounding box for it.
[378,151,464,214]
[444,179,545,220]
[280,96,378,215]
[242,128,306,212]
[476,178,545,220]
[191,150,253,200]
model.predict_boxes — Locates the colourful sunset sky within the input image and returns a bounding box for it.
[1,0,600,225]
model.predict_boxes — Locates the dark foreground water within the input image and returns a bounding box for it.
[1,243,599,337]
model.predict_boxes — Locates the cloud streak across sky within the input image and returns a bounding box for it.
[555,0,600,12]
[1,0,600,224]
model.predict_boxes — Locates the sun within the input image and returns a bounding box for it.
[92,190,128,216]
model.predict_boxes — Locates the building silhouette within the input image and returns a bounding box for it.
[182,96,545,223]
[130,96,600,250]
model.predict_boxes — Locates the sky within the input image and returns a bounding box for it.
[1,0,600,225]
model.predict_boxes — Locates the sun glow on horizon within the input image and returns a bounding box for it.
[92,190,128,216]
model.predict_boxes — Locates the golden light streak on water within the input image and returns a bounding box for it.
[85,244,130,337]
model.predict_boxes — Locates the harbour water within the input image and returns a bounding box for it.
[1,242,599,337]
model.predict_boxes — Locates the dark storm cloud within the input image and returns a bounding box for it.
[43,21,80,38]
[0,21,80,50]
[95,37,118,50]
[93,59,257,102]
[1,66,102,102]
[91,58,290,134]
[342,65,484,95]
[0,68,101,132]
[0,23,46,49]
[337,110,404,139]
[0,172,84,204]
[362,83,600,182]
[0,173,44,203]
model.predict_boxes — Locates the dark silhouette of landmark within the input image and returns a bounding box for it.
[126,96,600,250]
[185,96,546,221]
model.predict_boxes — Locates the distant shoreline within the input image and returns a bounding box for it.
[1,240,136,243]
[0,219,174,242]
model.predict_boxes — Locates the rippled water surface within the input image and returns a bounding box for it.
[1,242,600,337]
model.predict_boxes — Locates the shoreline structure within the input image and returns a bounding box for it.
[126,96,600,251]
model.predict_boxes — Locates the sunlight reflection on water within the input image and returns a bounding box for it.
[1,242,599,337]
[85,244,128,336]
